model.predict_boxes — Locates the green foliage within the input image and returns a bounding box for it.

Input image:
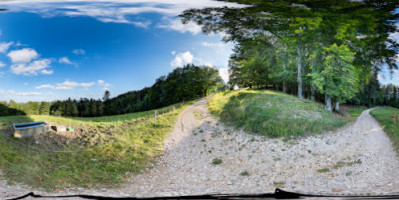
[311,44,358,102]
[240,171,249,176]
[211,158,223,165]
[208,89,363,137]
[105,64,222,115]
[370,107,399,153]
[180,0,398,108]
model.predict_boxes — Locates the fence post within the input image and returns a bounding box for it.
[154,110,157,126]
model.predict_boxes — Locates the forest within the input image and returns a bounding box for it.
[180,0,398,111]
[0,64,222,117]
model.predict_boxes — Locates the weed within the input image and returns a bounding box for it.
[240,171,249,176]
[273,181,286,187]
[345,171,352,176]
[317,168,330,173]
[212,158,222,165]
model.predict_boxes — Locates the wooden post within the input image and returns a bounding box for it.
[154,110,157,126]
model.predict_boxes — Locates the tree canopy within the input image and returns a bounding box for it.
[180,0,399,110]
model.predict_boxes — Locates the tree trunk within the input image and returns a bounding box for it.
[335,102,339,111]
[296,46,303,98]
[310,41,317,101]
[283,81,287,93]
[325,94,332,111]
[282,58,287,93]
[311,86,315,101]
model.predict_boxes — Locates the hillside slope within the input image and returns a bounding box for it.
[208,89,364,137]
[0,101,193,190]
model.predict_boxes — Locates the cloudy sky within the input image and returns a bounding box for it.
[0,1,397,102]
[0,0,242,102]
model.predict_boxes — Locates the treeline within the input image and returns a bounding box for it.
[1,64,223,117]
[349,75,399,108]
[180,0,398,111]
[104,64,222,115]
[0,101,50,116]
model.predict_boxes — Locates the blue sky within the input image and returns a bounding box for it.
[0,0,242,102]
[0,1,397,102]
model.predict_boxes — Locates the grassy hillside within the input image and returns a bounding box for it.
[208,89,365,137]
[370,107,399,153]
[0,101,194,190]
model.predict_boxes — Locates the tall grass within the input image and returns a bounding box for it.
[370,107,399,153]
[208,89,365,137]
[0,100,194,190]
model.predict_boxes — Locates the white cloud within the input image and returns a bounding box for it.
[36,80,96,90]
[36,84,54,89]
[61,80,95,88]
[158,19,202,35]
[6,90,41,96]
[171,51,176,55]
[170,51,194,68]
[201,42,226,48]
[41,69,53,75]
[59,56,77,66]
[389,25,399,41]
[7,48,38,63]
[97,79,110,87]
[72,49,85,55]
[377,74,384,80]
[0,42,13,53]
[0,1,246,38]
[218,67,229,83]
[55,86,73,90]
[0,61,5,68]
[10,58,52,76]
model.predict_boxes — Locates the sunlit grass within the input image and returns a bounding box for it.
[370,107,399,153]
[208,89,366,137]
[0,101,195,190]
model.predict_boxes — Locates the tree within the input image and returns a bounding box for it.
[103,90,111,101]
[311,44,358,111]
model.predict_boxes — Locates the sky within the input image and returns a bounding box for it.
[0,1,397,102]
[0,0,243,102]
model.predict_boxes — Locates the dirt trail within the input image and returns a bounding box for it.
[2,98,399,198]
[112,98,399,196]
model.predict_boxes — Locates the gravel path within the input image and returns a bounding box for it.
[1,98,399,198]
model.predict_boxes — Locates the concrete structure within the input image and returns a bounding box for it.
[13,121,50,138]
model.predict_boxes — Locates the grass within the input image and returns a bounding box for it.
[317,168,330,173]
[208,89,366,137]
[273,181,286,187]
[211,158,222,165]
[370,106,399,153]
[0,100,195,190]
[239,171,249,176]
